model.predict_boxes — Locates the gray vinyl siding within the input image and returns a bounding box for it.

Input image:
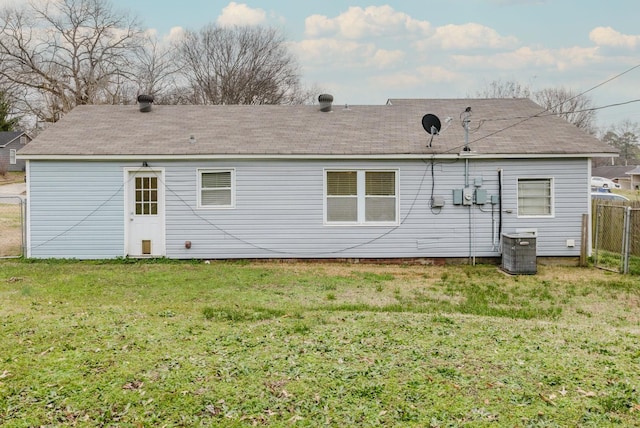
[163,158,588,259]
[1,143,26,172]
[26,158,590,259]
[27,162,125,258]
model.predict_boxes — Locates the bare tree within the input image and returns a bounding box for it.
[174,25,308,105]
[130,33,179,103]
[601,120,640,166]
[474,79,531,99]
[474,80,597,134]
[0,0,144,124]
[533,87,597,135]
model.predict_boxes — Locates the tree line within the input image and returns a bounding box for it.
[0,0,314,130]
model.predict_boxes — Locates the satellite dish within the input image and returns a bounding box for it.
[421,113,442,147]
[422,114,441,135]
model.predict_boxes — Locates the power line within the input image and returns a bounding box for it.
[476,98,640,122]
[443,63,640,153]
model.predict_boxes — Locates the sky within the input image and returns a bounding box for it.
[3,0,640,130]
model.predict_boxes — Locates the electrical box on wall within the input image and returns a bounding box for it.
[431,196,445,208]
[475,189,487,205]
[462,188,473,205]
[452,189,463,205]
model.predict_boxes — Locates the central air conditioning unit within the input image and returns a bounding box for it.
[502,233,537,275]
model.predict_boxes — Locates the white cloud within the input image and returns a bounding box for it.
[292,39,405,71]
[165,26,185,43]
[216,2,267,27]
[305,5,431,39]
[589,27,640,49]
[371,49,405,69]
[292,39,374,65]
[419,23,519,50]
[305,14,338,38]
[451,46,600,71]
[369,66,462,89]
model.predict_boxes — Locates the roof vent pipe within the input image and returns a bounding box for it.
[318,94,333,112]
[137,94,154,113]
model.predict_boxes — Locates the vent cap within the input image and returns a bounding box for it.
[318,94,333,112]
[137,94,154,113]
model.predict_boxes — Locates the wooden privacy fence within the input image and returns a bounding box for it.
[0,196,25,258]
[592,200,640,274]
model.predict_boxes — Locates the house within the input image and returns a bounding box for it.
[591,165,639,190]
[624,165,640,190]
[0,131,31,172]
[17,97,617,261]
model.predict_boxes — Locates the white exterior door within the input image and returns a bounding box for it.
[126,170,165,257]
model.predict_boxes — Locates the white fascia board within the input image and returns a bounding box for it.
[18,152,619,161]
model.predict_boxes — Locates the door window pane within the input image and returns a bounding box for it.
[135,176,158,216]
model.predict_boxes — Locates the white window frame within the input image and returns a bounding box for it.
[324,169,399,226]
[9,149,17,165]
[197,168,235,209]
[517,177,554,218]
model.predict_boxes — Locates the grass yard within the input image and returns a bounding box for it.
[0,172,24,185]
[0,203,22,257]
[0,260,639,427]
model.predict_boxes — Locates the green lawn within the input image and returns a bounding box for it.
[1,260,639,426]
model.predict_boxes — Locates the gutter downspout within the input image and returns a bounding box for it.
[498,168,503,254]
[462,109,474,264]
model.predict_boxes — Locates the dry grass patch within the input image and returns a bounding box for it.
[0,203,22,257]
[0,259,638,426]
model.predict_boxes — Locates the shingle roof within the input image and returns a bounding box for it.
[592,165,638,179]
[625,165,640,175]
[0,131,25,147]
[19,98,617,158]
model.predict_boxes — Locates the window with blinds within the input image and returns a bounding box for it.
[199,169,234,208]
[326,171,357,222]
[326,170,397,224]
[365,171,396,222]
[517,178,553,216]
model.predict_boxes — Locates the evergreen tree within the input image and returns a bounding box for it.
[602,120,640,166]
[0,91,19,131]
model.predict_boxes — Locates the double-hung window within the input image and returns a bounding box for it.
[9,149,16,165]
[198,169,235,208]
[325,170,398,224]
[517,178,553,217]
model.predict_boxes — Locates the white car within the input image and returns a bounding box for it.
[591,176,620,189]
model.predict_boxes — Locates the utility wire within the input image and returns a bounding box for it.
[29,162,439,257]
[476,98,640,122]
[451,63,640,152]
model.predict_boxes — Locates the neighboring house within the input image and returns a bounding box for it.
[591,165,638,190]
[18,97,617,261]
[0,131,31,172]
[624,165,640,190]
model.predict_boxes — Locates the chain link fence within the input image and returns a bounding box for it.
[0,196,25,258]
[593,201,640,274]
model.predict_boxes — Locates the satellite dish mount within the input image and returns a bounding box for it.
[422,114,442,147]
